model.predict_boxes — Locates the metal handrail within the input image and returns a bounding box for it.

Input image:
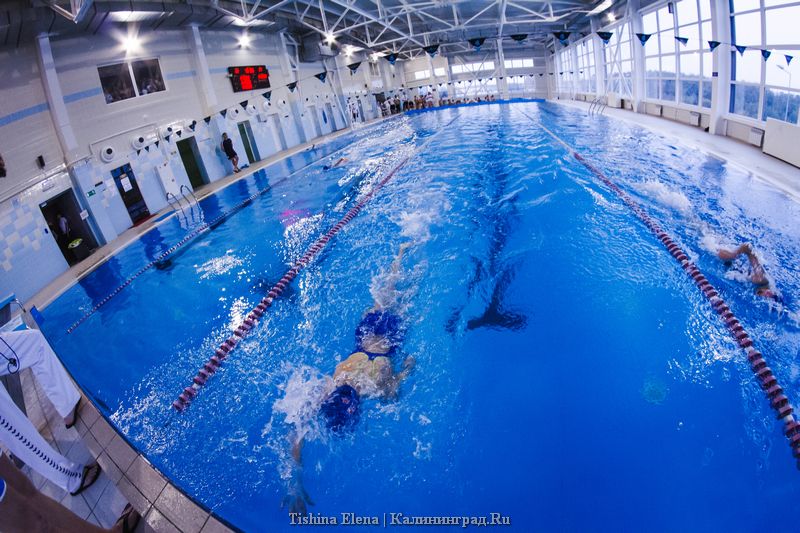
[180,184,199,207]
[166,192,188,224]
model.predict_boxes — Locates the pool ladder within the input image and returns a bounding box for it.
[588,96,608,117]
[165,192,189,225]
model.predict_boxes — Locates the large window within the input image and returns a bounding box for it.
[642,0,711,108]
[451,61,495,74]
[503,58,535,69]
[604,21,634,97]
[556,47,576,94]
[414,69,430,80]
[98,58,165,104]
[577,37,597,93]
[730,0,800,123]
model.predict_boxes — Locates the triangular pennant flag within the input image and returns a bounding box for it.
[761,49,772,60]
[164,135,171,143]
[314,71,328,82]
[144,145,150,152]
[423,44,440,57]
[220,109,227,118]
[468,37,485,50]
[347,62,361,74]
[262,91,272,99]
[675,36,689,46]
[538,73,544,76]
[136,149,141,156]
[287,82,297,92]
[735,44,747,55]
[239,100,248,109]
[553,31,571,43]
[154,141,160,148]
[176,131,182,138]
[786,55,794,65]
[510,34,527,42]
[559,72,564,76]
[597,31,613,44]
[636,33,653,46]
[385,53,398,65]
[708,40,721,51]
[189,121,196,131]
[203,116,211,124]
[549,72,554,75]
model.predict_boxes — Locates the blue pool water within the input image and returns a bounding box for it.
[41,102,800,531]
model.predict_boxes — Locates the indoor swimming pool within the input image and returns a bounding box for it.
[39,102,800,530]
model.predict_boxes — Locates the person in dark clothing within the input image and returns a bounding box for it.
[221,133,240,173]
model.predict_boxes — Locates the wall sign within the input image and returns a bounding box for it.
[228,66,270,92]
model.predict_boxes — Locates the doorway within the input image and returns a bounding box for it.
[237,120,261,165]
[324,103,335,132]
[39,188,99,266]
[110,164,150,225]
[176,137,209,190]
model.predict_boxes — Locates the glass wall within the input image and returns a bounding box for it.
[603,21,634,97]
[730,0,800,123]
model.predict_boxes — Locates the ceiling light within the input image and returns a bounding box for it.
[122,34,141,53]
[607,12,616,22]
[325,33,336,44]
[589,0,613,15]
[238,33,251,48]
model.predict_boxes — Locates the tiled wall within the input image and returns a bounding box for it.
[0,26,355,305]
[0,173,72,301]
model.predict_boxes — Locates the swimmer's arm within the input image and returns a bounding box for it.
[284,433,314,515]
[385,356,416,398]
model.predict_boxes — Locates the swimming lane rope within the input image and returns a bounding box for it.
[172,116,460,412]
[525,112,800,469]
[65,180,288,335]
[66,133,368,335]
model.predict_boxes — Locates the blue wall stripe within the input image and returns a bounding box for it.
[63,87,102,104]
[165,70,197,80]
[209,67,228,74]
[0,103,50,128]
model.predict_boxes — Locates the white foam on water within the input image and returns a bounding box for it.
[635,180,692,214]
[195,250,243,280]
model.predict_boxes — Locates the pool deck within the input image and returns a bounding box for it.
[555,99,800,201]
[14,102,800,532]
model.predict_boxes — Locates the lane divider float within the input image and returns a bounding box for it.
[66,132,366,335]
[528,113,800,469]
[172,116,460,412]
[65,179,292,334]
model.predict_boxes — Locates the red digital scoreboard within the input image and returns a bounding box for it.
[227,65,270,92]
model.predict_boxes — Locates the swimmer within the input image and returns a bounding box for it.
[717,243,780,301]
[284,242,416,514]
[322,157,348,171]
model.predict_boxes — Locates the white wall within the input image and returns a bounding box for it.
[0,45,65,200]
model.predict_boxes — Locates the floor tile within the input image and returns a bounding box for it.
[200,516,235,533]
[89,416,117,448]
[144,507,182,533]
[106,433,138,472]
[154,483,209,533]
[125,455,167,503]
[93,481,130,528]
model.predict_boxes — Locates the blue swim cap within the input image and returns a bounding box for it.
[321,384,360,432]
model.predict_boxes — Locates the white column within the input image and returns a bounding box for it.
[709,0,732,135]
[496,38,509,99]
[35,33,78,162]
[591,18,607,96]
[188,25,218,115]
[628,0,647,112]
